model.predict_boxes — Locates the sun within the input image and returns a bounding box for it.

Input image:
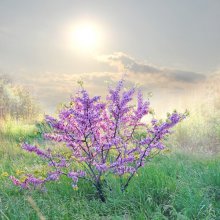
[71,23,101,51]
[74,25,96,48]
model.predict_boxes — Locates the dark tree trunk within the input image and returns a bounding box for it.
[96,181,106,202]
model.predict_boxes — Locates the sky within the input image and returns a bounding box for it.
[0,0,220,112]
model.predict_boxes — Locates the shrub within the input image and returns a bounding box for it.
[10,80,186,202]
[0,74,39,120]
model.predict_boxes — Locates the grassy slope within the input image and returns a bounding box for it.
[0,121,219,220]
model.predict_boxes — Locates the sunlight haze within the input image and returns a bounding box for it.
[0,0,220,112]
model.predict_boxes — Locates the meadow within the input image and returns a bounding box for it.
[1,1,220,219]
[0,115,219,220]
[0,76,220,219]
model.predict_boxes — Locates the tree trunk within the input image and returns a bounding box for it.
[96,181,106,202]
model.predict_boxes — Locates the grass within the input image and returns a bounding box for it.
[0,120,220,219]
[169,108,220,155]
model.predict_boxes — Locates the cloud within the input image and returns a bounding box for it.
[5,52,209,113]
[167,70,206,83]
[11,71,122,112]
[9,69,200,114]
[97,52,206,83]
[97,52,160,73]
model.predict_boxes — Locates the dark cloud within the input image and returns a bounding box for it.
[168,70,206,83]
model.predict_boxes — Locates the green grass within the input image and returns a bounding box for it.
[0,120,220,219]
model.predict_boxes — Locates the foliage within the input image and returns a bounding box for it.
[10,80,186,202]
[169,106,220,155]
[0,74,39,120]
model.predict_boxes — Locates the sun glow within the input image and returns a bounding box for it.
[70,23,102,51]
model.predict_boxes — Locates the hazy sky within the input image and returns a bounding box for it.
[0,0,220,111]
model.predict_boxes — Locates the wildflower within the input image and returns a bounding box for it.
[16,170,24,176]
[10,176,21,186]
[19,176,27,182]
[72,184,78,191]
[1,172,9,177]
[46,171,60,181]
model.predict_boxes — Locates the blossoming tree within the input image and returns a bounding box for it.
[10,80,186,202]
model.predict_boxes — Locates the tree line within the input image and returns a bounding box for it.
[0,74,39,120]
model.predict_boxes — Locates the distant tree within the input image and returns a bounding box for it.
[0,74,39,120]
